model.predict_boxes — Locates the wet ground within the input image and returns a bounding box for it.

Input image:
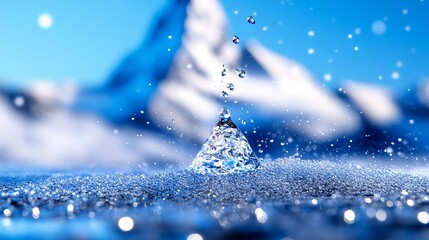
[1,158,429,240]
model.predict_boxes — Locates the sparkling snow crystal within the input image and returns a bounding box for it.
[190,108,260,174]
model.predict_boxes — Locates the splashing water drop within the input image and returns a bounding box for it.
[246,16,256,24]
[232,35,240,44]
[14,96,25,107]
[219,107,231,120]
[226,83,235,91]
[236,69,246,78]
[190,108,260,174]
[221,64,227,76]
[242,119,246,125]
[220,91,229,98]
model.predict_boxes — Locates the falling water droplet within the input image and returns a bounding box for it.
[226,83,235,91]
[236,69,246,78]
[220,91,229,98]
[14,96,25,107]
[167,125,172,130]
[190,108,260,174]
[232,35,240,44]
[246,16,256,24]
[242,119,246,125]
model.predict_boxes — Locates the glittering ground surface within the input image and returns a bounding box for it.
[1,158,429,240]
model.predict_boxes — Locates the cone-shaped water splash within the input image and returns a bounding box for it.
[190,108,260,174]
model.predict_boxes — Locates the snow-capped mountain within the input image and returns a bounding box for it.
[0,0,428,167]
[96,0,362,143]
[99,0,428,156]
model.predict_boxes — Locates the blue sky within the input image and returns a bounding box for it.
[0,0,428,91]
[226,0,429,91]
[0,0,167,88]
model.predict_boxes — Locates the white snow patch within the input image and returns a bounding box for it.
[344,80,401,126]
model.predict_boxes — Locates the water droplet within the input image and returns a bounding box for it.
[391,71,400,80]
[311,199,318,205]
[32,207,40,219]
[190,108,260,174]
[405,25,411,32]
[38,13,53,29]
[236,69,246,78]
[220,91,229,98]
[241,119,246,125]
[118,216,134,232]
[14,96,25,107]
[232,35,240,44]
[418,211,429,224]
[88,212,96,218]
[187,233,203,240]
[258,149,263,153]
[167,125,172,130]
[226,83,235,91]
[354,28,362,35]
[396,61,403,68]
[3,209,11,217]
[67,204,74,212]
[344,210,355,224]
[375,209,387,222]
[372,20,386,35]
[246,16,256,24]
[221,68,227,76]
[324,73,332,81]
[255,208,268,223]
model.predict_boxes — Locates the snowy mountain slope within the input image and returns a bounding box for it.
[343,81,401,126]
[74,0,190,124]
[0,93,193,167]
